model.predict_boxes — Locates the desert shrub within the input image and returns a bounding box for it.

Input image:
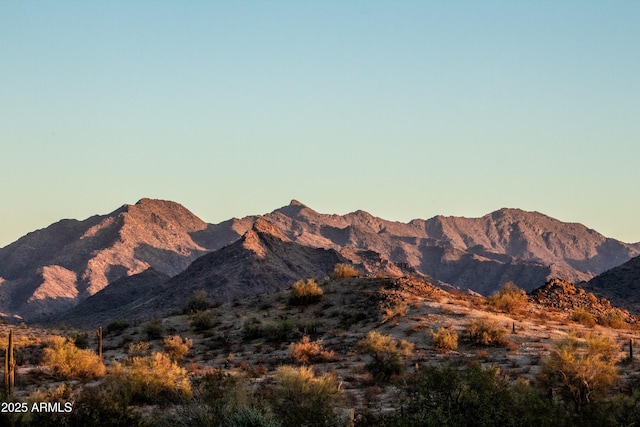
[598,309,628,329]
[191,309,215,331]
[393,364,561,427]
[357,330,414,381]
[465,317,508,346]
[163,335,192,362]
[242,318,295,342]
[289,279,323,305]
[106,320,130,335]
[540,333,619,409]
[487,282,527,313]
[242,318,266,340]
[227,408,281,427]
[72,332,89,349]
[142,317,163,340]
[110,352,192,404]
[289,336,336,365]
[42,336,105,380]
[184,289,213,314]
[383,303,409,322]
[331,263,360,279]
[570,308,597,327]
[127,341,151,358]
[270,365,343,427]
[264,319,296,342]
[432,326,458,351]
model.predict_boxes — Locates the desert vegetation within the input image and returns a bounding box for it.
[2,274,640,426]
[289,279,324,305]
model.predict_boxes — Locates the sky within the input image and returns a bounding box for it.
[1,1,639,248]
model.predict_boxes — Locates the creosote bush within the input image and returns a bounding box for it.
[541,333,619,408]
[142,316,163,340]
[432,326,459,351]
[110,352,192,404]
[163,335,192,362]
[289,279,323,305]
[289,336,336,365]
[570,308,596,327]
[487,282,527,313]
[598,309,628,329]
[357,330,414,381]
[465,317,508,346]
[331,263,360,279]
[183,289,212,314]
[105,320,130,335]
[42,336,105,380]
[190,309,216,331]
[271,365,343,427]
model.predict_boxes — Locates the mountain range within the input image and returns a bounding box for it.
[1,198,639,324]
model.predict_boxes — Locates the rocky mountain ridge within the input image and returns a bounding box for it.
[1,198,639,321]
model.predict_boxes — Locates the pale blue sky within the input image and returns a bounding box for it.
[1,1,639,248]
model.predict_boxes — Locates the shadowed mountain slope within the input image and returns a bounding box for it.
[51,219,346,327]
[583,255,640,314]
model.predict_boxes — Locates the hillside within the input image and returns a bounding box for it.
[584,255,640,314]
[52,219,346,327]
[3,273,640,426]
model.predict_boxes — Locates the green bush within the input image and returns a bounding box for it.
[228,408,281,427]
[191,309,216,331]
[465,317,508,346]
[106,320,130,335]
[270,366,343,427]
[541,333,619,409]
[570,309,596,327]
[43,336,105,380]
[184,289,213,314]
[289,279,323,305]
[142,317,163,340]
[598,309,628,329]
[432,326,458,351]
[357,331,414,381]
[487,282,527,313]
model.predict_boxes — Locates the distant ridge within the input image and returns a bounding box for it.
[1,198,639,322]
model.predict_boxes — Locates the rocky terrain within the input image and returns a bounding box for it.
[1,198,639,322]
[2,271,639,426]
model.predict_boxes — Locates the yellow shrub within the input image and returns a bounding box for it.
[432,326,459,351]
[163,335,193,362]
[289,279,323,305]
[42,336,105,380]
[110,352,192,403]
[487,282,527,313]
[465,318,508,346]
[331,263,360,279]
[357,331,414,380]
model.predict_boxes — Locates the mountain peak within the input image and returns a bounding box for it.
[289,199,307,207]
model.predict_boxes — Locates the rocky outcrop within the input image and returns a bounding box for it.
[529,278,637,324]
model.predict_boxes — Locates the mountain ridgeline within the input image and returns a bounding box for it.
[0,198,638,324]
